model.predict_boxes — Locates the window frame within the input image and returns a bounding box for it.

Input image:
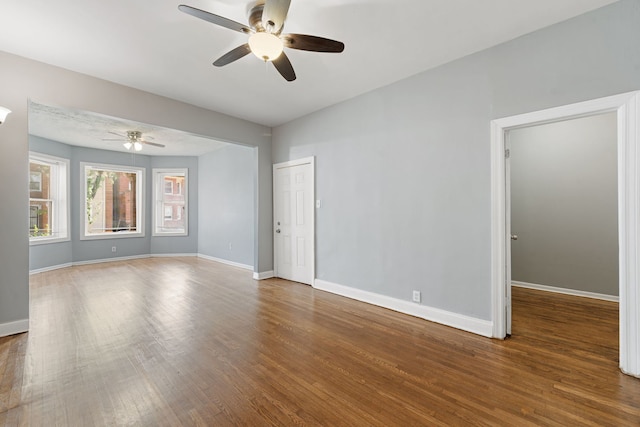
[152,168,188,237]
[29,152,70,246]
[80,162,145,240]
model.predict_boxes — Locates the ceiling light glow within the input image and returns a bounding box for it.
[248,32,283,62]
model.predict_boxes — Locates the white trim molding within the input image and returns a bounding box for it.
[0,319,29,337]
[314,279,493,338]
[151,253,197,258]
[73,254,150,266]
[30,263,73,275]
[512,281,619,303]
[491,91,640,378]
[197,254,253,271]
[253,270,275,280]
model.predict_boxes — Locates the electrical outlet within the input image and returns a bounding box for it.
[412,290,421,303]
[112,246,117,253]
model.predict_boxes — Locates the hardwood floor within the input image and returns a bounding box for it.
[1,257,639,426]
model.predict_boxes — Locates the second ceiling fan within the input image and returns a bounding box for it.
[179,0,345,81]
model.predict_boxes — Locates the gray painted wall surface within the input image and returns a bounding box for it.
[509,113,618,296]
[273,0,640,320]
[198,145,255,267]
[1,50,272,331]
[28,137,73,271]
[70,147,152,263]
[29,137,202,269]
[150,156,199,255]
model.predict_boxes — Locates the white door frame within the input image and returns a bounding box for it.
[273,156,315,285]
[490,91,640,378]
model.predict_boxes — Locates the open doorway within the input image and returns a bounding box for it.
[506,112,619,361]
[490,91,640,378]
[508,112,618,302]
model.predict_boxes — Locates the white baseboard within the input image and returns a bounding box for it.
[313,279,493,338]
[30,255,151,274]
[30,262,73,275]
[151,253,197,258]
[253,271,275,280]
[512,281,619,302]
[197,254,253,271]
[29,253,247,275]
[0,319,29,337]
[73,254,150,266]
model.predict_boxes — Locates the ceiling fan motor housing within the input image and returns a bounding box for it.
[126,130,142,142]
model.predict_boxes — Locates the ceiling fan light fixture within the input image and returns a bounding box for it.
[248,32,283,62]
[123,142,133,150]
[134,142,143,151]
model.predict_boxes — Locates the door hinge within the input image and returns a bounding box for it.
[505,149,510,159]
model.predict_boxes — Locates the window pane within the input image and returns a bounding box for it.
[164,180,173,194]
[29,153,68,243]
[153,170,187,236]
[29,200,52,237]
[85,167,141,235]
[29,163,49,198]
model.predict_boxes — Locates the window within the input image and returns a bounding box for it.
[29,172,42,191]
[81,162,145,239]
[153,168,187,236]
[29,152,70,244]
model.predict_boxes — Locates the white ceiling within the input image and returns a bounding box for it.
[1,0,618,153]
[28,102,229,156]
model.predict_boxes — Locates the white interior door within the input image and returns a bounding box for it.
[273,158,314,285]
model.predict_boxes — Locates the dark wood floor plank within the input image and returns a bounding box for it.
[0,258,639,426]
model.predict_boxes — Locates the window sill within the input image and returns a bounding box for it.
[80,232,145,241]
[152,232,188,237]
[29,236,70,246]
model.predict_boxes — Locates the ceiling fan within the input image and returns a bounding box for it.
[178,0,345,81]
[103,131,165,151]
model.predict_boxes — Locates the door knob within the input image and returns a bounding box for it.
[276,229,281,234]
[511,234,518,240]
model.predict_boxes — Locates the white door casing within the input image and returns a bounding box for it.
[273,157,315,285]
[491,91,640,378]
[505,134,512,336]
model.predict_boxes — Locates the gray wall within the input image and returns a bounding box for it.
[272,0,640,321]
[70,146,153,263]
[198,144,255,267]
[29,136,201,269]
[509,113,618,295]
[28,137,73,270]
[151,156,199,255]
[1,50,272,333]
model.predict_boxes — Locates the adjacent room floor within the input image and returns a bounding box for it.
[1,257,639,425]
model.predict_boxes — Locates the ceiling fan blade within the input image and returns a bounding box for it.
[107,131,124,137]
[262,0,291,33]
[272,52,296,82]
[102,138,124,141]
[141,141,165,148]
[178,5,252,34]
[213,44,252,67]
[283,34,345,53]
